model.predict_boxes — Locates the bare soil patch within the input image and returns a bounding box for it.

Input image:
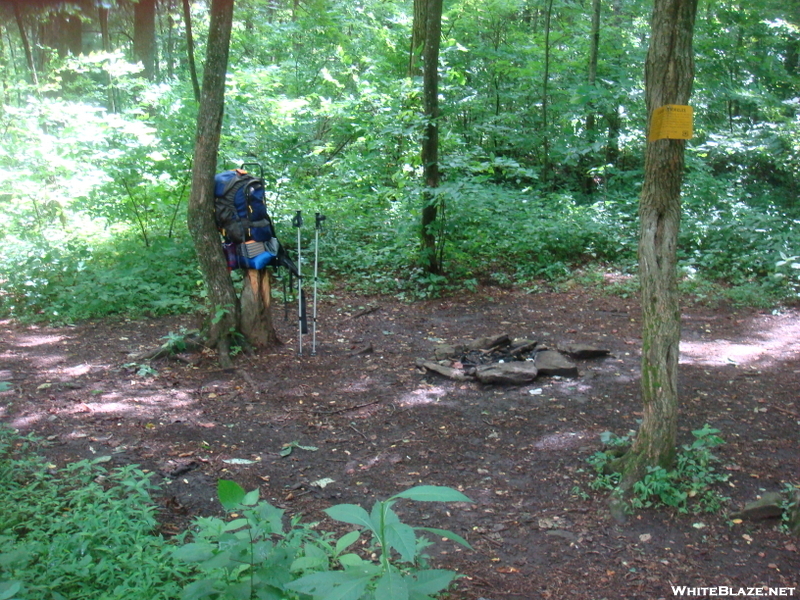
[1,286,798,599]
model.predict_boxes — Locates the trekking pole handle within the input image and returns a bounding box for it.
[292,210,303,228]
[315,212,326,230]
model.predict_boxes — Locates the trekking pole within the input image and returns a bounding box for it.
[292,210,306,355]
[311,212,326,356]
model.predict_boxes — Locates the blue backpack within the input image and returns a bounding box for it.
[213,169,297,274]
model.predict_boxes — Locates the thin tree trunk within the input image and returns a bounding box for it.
[583,0,601,194]
[420,0,443,275]
[186,0,238,366]
[182,0,201,102]
[12,2,38,88]
[586,0,600,137]
[616,0,698,492]
[541,0,554,188]
[99,5,117,112]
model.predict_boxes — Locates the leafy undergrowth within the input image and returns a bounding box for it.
[0,427,472,600]
[0,428,188,600]
[584,425,730,514]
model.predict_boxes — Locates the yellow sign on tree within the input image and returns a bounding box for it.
[648,104,693,141]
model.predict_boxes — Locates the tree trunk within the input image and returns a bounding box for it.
[540,0,554,188]
[12,2,38,88]
[133,0,157,80]
[99,5,117,113]
[583,0,601,194]
[240,269,279,348]
[186,0,238,367]
[408,0,427,77]
[616,0,698,491]
[182,0,201,102]
[420,0,442,275]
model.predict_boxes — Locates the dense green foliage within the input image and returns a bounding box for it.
[175,479,472,600]
[0,428,190,599]
[0,427,471,600]
[585,425,730,514]
[0,0,798,322]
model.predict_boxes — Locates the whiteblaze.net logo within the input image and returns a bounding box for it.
[671,586,797,597]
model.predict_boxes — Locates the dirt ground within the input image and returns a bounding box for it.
[1,285,799,599]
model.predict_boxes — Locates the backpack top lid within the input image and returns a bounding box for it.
[214,168,250,198]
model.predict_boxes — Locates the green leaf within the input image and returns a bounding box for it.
[417,527,474,550]
[0,382,12,392]
[324,504,376,533]
[242,488,260,505]
[335,529,361,555]
[285,568,378,600]
[223,518,250,532]
[173,542,215,563]
[407,569,458,595]
[385,522,417,563]
[0,581,22,600]
[338,553,365,567]
[374,567,409,600]
[391,485,473,503]
[218,479,246,510]
[180,577,220,599]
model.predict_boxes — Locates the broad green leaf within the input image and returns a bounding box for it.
[223,518,249,532]
[417,526,474,550]
[242,488,260,505]
[335,529,361,555]
[391,485,473,503]
[253,501,285,535]
[338,553,365,567]
[0,581,21,600]
[173,542,214,563]
[180,577,220,599]
[221,580,251,600]
[285,568,377,600]
[407,569,458,595]
[218,479,246,510]
[0,382,12,392]
[374,567,409,600]
[324,504,375,533]
[290,555,327,573]
[385,522,417,563]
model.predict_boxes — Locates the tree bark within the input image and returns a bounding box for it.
[186,0,238,366]
[98,4,118,113]
[12,2,38,88]
[420,0,442,275]
[616,0,698,492]
[240,269,279,348]
[583,0,601,194]
[540,0,554,188]
[133,0,157,80]
[408,0,427,77]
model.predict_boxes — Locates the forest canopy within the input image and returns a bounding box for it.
[0,0,798,323]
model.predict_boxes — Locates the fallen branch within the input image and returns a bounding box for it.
[313,399,382,415]
[770,404,800,418]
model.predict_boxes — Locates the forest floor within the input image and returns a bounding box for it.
[1,284,799,599]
